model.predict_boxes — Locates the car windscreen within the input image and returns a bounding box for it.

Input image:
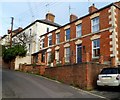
[100,68,118,74]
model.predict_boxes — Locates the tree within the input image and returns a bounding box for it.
[2,44,27,62]
[12,32,36,45]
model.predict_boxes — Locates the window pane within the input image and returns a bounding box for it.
[97,39,100,47]
[41,51,45,62]
[48,52,51,63]
[65,47,70,62]
[56,33,60,44]
[66,29,70,40]
[55,50,59,61]
[93,39,100,58]
[94,48,100,57]
[92,17,99,32]
[41,39,44,48]
[47,28,49,32]
[49,35,52,46]
[76,24,82,37]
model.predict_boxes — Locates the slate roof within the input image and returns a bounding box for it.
[12,19,61,37]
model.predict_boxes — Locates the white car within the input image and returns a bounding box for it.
[97,67,120,87]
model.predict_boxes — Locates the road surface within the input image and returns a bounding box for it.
[2,69,107,99]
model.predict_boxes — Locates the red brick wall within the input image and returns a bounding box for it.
[70,41,76,63]
[40,6,114,65]
[19,64,46,75]
[44,35,48,47]
[82,36,92,62]
[100,8,110,29]
[52,32,55,45]
[44,63,110,90]
[70,23,76,38]
[60,28,65,42]
[82,16,91,35]
[100,31,111,61]
[59,44,64,63]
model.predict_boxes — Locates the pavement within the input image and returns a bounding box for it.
[2,68,108,99]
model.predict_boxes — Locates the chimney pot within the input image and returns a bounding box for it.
[8,30,11,34]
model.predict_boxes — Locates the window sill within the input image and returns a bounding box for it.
[92,57,99,60]
[92,30,100,34]
[65,39,70,42]
[76,36,82,38]
[56,43,60,45]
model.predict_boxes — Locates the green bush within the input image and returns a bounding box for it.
[2,44,27,62]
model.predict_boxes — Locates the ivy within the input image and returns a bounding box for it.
[2,44,27,62]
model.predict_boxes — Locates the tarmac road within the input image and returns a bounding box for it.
[2,69,107,99]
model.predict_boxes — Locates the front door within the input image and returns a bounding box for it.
[77,44,82,63]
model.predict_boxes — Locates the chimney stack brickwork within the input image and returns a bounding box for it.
[89,4,98,14]
[70,14,78,22]
[46,13,55,22]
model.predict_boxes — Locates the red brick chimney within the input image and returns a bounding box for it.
[7,27,23,35]
[89,3,98,14]
[46,12,55,23]
[114,1,120,7]
[8,30,11,34]
[70,14,78,22]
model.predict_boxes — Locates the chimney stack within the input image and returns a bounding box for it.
[46,12,55,22]
[8,30,11,34]
[114,1,120,7]
[18,27,23,32]
[89,3,98,14]
[70,14,78,22]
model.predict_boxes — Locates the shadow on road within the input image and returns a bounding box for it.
[95,86,120,100]
[97,86,120,92]
[110,98,120,100]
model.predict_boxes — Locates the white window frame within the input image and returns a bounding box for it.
[65,47,70,63]
[56,33,60,44]
[65,28,70,41]
[47,52,51,64]
[41,39,44,48]
[92,39,100,58]
[76,24,82,38]
[91,17,99,33]
[48,35,52,46]
[55,50,59,63]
